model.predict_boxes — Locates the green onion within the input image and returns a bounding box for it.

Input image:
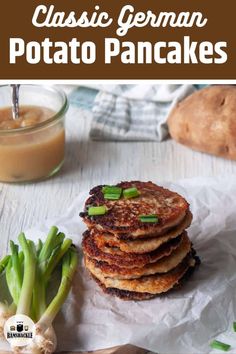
[38,226,59,263]
[0,226,78,352]
[233,321,236,332]
[33,227,71,320]
[36,239,43,256]
[210,340,231,351]
[88,205,107,216]
[17,233,37,315]
[44,238,72,281]
[123,187,140,199]
[139,215,159,223]
[104,193,121,200]
[102,185,122,195]
[6,241,23,306]
[102,186,122,200]
[0,255,10,273]
[36,246,78,334]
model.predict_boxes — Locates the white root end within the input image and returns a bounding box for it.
[11,327,57,354]
[35,314,53,335]
[0,303,15,338]
[12,344,42,354]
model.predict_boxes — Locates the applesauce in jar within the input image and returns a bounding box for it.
[0,85,68,182]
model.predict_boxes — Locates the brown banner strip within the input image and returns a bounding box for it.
[0,0,235,79]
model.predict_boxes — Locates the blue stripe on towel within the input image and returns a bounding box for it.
[69,86,98,110]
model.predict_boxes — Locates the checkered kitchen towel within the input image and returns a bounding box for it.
[69,84,199,141]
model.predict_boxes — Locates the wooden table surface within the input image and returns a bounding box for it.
[0,102,236,353]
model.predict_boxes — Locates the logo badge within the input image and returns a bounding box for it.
[4,314,35,347]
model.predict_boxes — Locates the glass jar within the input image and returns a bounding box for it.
[0,85,68,182]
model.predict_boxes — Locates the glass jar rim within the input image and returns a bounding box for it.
[0,85,68,135]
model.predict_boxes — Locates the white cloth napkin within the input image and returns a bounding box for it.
[89,84,196,141]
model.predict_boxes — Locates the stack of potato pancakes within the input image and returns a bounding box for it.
[80,181,200,300]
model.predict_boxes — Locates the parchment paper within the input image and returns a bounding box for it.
[1,176,236,354]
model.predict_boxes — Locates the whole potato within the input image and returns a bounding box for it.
[168,85,236,160]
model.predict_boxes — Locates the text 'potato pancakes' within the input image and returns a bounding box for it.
[80,181,200,300]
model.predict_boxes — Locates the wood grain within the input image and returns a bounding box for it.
[0,344,149,354]
[63,344,149,353]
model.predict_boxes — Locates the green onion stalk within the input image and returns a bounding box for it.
[0,254,14,337]
[33,227,71,321]
[16,246,78,354]
[33,247,78,353]
[0,240,25,336]
[0,241,25,337]
[0,227,78,354]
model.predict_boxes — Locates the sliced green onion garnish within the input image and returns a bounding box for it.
[102,186,122,196]
[233,321,236,332]
[139,215,159,223]
[210,340,231,351]
[104,193,121,200]
[123,187,140,199]
[88,206,107,216]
